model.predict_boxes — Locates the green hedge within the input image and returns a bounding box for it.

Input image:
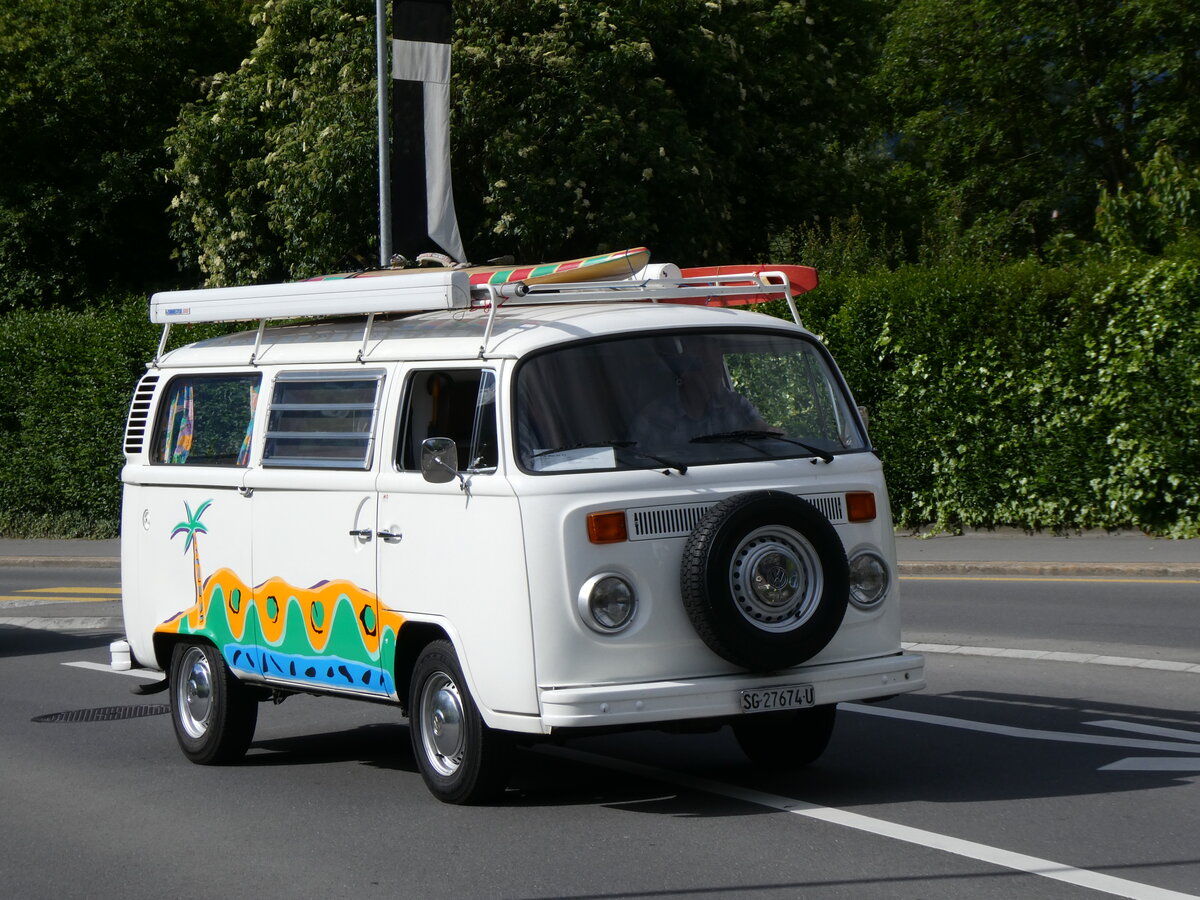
[1,256,1197,538]
[797,254,1200,537]
[0,296,158,537]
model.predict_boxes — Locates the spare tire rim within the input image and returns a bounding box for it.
[728,525,823,632]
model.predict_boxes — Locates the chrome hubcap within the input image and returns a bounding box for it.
[420,672,465,776]
[729,526,823,631]
[177,646,213,739]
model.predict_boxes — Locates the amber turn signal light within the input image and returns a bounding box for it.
[587,510,628,544]
[846,491,877,523]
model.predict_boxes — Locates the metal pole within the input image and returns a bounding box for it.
[375,0,392,267]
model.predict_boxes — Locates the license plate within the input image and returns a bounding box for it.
[740,683,815,714]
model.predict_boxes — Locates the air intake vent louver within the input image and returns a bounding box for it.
[628,492,848,541]
[805,493,846,524]
[629,503,714,540]
[123,374,160,456]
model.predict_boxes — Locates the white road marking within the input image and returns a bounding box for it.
[60,658,1195,894]
[1100,757,1200,773]
[904,642,1200,673]
[542,745,1199,900]
[62,660,162,680]
[1084,720,1200,743]
[847,704,1200,755]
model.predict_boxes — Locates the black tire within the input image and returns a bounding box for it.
[409,640,512,804]
[168,642,258,765]
[680,491,849,670]
[733,704,838,768]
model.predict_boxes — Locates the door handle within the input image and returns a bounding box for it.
[377,530,402,542]
[348,528,373,541]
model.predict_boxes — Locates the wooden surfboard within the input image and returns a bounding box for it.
[309,247,651,288]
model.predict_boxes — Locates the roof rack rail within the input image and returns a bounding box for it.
[146,265,809,365]
[471,270,804,355]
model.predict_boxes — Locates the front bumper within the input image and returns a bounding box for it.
[538,651,924,729]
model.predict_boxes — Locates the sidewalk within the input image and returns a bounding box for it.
[894,529,1200,578]
[1,531,1196,635]
[1,530,1197,576]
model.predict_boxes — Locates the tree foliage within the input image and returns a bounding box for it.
[874,0,1200,257]
[166,0,886,284]
[168,0,380,285]
[452,0,885,263]
[0,0,253,308]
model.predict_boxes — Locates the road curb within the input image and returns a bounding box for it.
[2,556,1197,578]
[899,561,1200,578]
[0,616,123,631]
[0,556,120,568]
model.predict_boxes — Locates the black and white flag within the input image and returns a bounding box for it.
[391,0,466,262]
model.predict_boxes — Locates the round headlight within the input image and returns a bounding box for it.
[578,574,637,634]
[848,550,890,610]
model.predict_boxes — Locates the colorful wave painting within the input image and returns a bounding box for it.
[157,567,406,698]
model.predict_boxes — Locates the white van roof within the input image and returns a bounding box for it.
[155,301,808,369]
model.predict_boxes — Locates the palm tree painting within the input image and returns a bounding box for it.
[171,499,213,618]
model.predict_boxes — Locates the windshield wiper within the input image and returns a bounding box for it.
[690,430,835,463]
[530,441,687,474]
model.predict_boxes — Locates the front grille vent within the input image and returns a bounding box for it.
[627,491,849,541]
[629,503,714,540]
[123,373,160,456]
[804,493,846,524]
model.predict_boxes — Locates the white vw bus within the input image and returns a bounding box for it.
[118,260,924,803]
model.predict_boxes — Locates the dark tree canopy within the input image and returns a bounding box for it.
[874,0,1200,257]
[0,0,253,307]
[166,0,886,285]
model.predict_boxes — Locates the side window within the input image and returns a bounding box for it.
[153,374,261,466]
[263,371,384,469]
[400,369,498,472]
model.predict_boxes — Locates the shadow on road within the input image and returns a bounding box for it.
[0,624,119,659]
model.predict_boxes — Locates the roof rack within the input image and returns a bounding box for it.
[147,266,805,366]
[471,270,804,355]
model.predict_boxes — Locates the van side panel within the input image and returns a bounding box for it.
[121,479,254,671]
[375,480,538,719]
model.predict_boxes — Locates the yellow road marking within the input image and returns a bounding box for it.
[901,575,1200,585]
[0,596,115,604]
[0,588,120,603]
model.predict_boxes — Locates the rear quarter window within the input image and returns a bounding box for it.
[153,374,261,466]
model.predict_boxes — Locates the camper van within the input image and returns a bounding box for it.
[117,254,924,803]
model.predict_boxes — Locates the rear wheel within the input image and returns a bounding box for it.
[409,640,512,804]
[732,704,837,769]
[169,642,258,765]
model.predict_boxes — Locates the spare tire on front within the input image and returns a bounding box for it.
[680,491,849,671]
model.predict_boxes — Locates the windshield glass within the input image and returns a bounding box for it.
[514,330,866,472]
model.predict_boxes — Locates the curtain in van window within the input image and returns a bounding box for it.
[236,382,259,466]
[163,383,194,464]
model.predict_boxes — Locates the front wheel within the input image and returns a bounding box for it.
[732,704,837,769]
[168,642,258,765]
[409,640,512,804]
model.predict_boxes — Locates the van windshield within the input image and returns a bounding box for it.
[514,331,866,472]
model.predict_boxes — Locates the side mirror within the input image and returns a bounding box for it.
[420,437,459,484]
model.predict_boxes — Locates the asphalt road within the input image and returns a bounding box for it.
[0,568,1197,899]
[901,574,1200,663]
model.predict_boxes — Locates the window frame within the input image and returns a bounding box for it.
[261,369,386,471]
[396,367,499,475]
[150,372,263,468]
